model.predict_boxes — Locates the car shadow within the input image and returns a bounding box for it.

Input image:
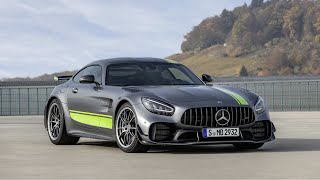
[77,140,118,149]
[149,138,320,154]
[76,138,320,154]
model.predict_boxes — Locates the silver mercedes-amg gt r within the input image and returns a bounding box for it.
[44,58,276,153]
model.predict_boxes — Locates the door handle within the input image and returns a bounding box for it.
[72,88,78,93]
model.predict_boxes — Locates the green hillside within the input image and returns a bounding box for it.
[169,0,320,77]
[168,45,269,77]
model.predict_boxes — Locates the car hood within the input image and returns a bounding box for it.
[125,85,255,106]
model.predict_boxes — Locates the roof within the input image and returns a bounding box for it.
[88,57,169,67]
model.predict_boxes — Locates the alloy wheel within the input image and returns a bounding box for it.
[116,107,137,148]
[47,103,62,140]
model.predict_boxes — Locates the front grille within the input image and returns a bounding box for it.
[181,107,255,127]
[252,121,271,140]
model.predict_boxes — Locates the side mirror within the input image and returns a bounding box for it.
[202,74,213,83]
[79,75,100,86]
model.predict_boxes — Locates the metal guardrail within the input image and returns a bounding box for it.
[212,75,320,82]
[215,80,320,111]
[0,86,54,116]
[0,79,319,115]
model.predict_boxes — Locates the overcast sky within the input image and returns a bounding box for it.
[0,0,251,78]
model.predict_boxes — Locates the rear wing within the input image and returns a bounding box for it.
[54,75,72,81]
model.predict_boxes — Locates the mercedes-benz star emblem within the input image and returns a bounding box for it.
[215,109,231,126]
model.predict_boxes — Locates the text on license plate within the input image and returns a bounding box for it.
[203,127,239,138]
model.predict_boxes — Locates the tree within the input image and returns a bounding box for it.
[263,2,287,42]
[179,0,320,76]
[227,10,260,56]
[283,6,304,40]
[239,65,249,77]
[181,11,236,52]
[268,48,291,73]
[315,13,320,34]
[250,0,264,8]
[220,9,236,32]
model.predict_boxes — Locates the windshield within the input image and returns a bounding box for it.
[107,63,204,86]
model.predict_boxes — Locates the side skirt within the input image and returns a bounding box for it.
[69,130,115,141]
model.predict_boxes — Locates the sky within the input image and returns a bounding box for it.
[0,0,251,78]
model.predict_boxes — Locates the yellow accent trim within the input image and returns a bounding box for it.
[69,110,112,118]
[69,110,113,129]
[214,87,249,105]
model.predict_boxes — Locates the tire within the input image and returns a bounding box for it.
[47,99,79,145]
[115,103,149,153]
[233,143,264,150]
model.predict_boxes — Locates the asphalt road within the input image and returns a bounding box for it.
[1,112,320,179]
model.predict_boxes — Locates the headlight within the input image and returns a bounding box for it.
[141,98,175,116]
[255,96,265,114]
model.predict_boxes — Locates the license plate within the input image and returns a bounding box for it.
[203,127,239,138]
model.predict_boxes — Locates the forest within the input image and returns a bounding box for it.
[174,0,320,76]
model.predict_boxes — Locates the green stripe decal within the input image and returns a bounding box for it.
[69,110,113,129]
[214,87,249,105]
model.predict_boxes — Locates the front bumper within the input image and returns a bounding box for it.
[133,102,275,146]
[138,120,276,146]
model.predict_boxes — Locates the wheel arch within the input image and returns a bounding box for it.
[114,99,131,122]
[44,96,60,130]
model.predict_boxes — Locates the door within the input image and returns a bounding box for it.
[67,65,112,131]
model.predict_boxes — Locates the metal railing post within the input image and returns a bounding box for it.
[18,88,20,115]
[307,81,310,111]
[37,88,39,115]
[0,88,2,116]
[272,82,275,111]
[300,83,302,111]
[9,88,11,116]
[27,88,30,115]
[317,81,319,111]
[281,82,284,111]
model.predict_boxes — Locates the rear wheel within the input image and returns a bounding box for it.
[47,99,79,145]
[115,103,149,153]
[233,143,264,150]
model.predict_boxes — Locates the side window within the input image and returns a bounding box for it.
[73,68,86,83]
[85,66,102,84]
[168,67,194,83]
[73,66,102,84]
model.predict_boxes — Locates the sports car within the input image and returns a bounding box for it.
[44,57,276,153]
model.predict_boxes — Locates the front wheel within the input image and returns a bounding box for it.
[233,143,264,150]
[115,103,149,153]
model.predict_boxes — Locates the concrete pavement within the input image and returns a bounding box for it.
[0,112,320,179]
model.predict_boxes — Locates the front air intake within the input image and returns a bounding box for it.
[252,121,271,141]
[149,123,175,142]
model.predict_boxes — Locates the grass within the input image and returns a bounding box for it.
[168,45,267,77]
